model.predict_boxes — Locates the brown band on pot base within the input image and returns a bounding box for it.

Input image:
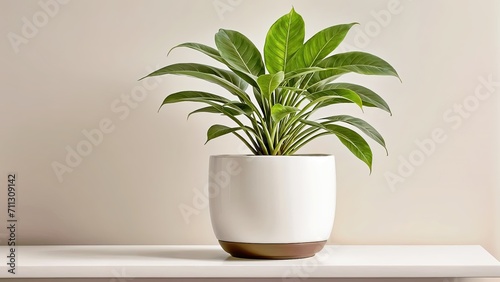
[219,240,327,259]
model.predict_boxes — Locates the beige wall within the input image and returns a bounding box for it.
[494,0,500,258]
[0,0,498,267]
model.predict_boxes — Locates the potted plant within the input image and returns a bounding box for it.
[142,8,399,259]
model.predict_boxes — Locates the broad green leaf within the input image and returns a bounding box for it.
[325,124,373,172]
[187,106,241,119]
[307,88,363,109]
[283,67,326,81]
[283,67,348,91]
[161,91,229,109]
[169,42,260,89]
[316,51,400,80]
[231,70,260,89]
[169,42,225,64]
[161,94,251,135]
[287,23,357,71]
[271,103,299,122]
[308,52,400,89]
[257,71,285,99]
[307,69,348,90]
[321,115,387,154]
[299,119,326,130]
[144,9,399,163]
[141,63,248,91]
[321,83,392,114]
[297,120,373,171]
[215,29,265,78]
[143,64,260,111]
[206,124,242,144]
[189,105,258,153]
[224,101,254,115]
[264,8,305,73]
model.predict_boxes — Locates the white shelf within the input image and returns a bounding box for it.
[1,245,500,278]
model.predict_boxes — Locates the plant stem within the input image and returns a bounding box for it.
[232,132,259,155]
[286,132,330,155]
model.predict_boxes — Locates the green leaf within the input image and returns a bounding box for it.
[271,103,299,122]
[168,42,260,89]
[321,83,392,114]
[287,23,357,71]
[188,106,221,118]
[297,120,373,171]
[215,29,265,78]
[168,42,225,64]
[206,124,242,144]
[252,86,265,111]
[187,106,241,119]
[307,70,348,90]
[257,71,285,99]
[161,91,230,109]
[224,101,254,115]
[307,88,363,109]
[264,8,305,73]
[321,115,387,154]
[186,104,259,153]
[146,9,398,163]
[141,63,248,91]
[166,43,256,87]
[283,67,326,81]
[325,124,373,172]
[308,52,400,89]
[317,51,400,79]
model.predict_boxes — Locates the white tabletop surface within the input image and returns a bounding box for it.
[1,245,500,278]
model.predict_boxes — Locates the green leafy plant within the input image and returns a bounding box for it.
[142,8,400,171]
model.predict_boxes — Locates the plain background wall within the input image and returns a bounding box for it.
[0,0,499,276]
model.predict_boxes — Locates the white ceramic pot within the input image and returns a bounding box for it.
[208,155,336,259]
